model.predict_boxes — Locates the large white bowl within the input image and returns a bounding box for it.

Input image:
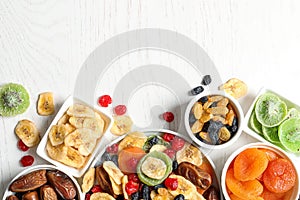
[2,164,84,200]
[221,142,300,200]
[36,96,113,177]
[184,91,244,149]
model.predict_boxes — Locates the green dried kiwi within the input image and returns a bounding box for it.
[286,108,300,119]
[0,83,30,116]
[278,118,300,153]
[255,93,287,127]
[262,125,280,144]
[249,111,263,135]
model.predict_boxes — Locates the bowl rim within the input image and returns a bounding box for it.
[220,142,300,200]
[184,91,244,149]
[2,164,84,200]
[36,95,113,178]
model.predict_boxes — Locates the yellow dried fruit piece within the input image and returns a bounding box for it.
[219,78,248,99]
[203,101,213,110]
[212,116,226,124]
[191,120,204,133]
[208,95,224,102]
[226,109,236,126]
[217,97,229,107]
[219,127,231,141]
[199,132,212,143]
[200,111,212,123]
[192,102,203,119]
[206,106,229,116]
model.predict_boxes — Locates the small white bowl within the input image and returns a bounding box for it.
[37,96,112,177]
[221,142,300,200]
[2,164,83,200]
[184,91,244,149]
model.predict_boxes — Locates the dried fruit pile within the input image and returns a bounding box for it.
[249,92,300,153]
[81,131,221,200]
[46,103,106,169]
[225,148,297,200]
[7,169,79,200]
[189,95,238,145]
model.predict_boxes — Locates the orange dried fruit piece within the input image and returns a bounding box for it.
[263,158,296,193]
[260,148,279,161]
[234,148,269,181]
[261,188,286,200]
[226,168,264,200]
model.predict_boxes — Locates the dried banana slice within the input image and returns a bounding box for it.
[121,175,129,200]
[110,115,133,136]
[219,78,248,99]
[176,144,202,166]
[90,192,115,200]
[81,167,95,193]
[141,157,167,179]
[109,176,123,195]
[57,113,70,125]
[168,174,197,199]
[37,92,55,116]
[103,161,124,185]
[48,125,69,146]
[67,104,96,118]
[149,144,167,152]
[46,141,68,162]
[15,119,40,147]
[83,117,104,138]
[60,146,86,169]
[118,131,147,151]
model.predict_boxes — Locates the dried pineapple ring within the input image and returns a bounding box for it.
[219,78,248,99]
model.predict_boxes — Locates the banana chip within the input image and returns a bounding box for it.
[168,174,197,199]
[176,144,202,166]
[90,192,115,200]
[37,92,55,116]
[15,119,40,147]
[219,78,248,99]
[103,161,124,185]
[81,167,95,193]
[118,131,147,151]
[110,115,133,136]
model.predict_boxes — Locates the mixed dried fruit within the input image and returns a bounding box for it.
[189,95,238,145]
[7,169,78,200]
[249,92,300,153]
[46,103,106,169]
[225,148,297,200]
[82,131,221,200]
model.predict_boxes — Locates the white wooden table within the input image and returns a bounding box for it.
[1,0,300,197]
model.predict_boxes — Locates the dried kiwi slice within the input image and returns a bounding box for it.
[0,83,30,116]
[278,118,300,153]
[249,111,263,135]
[286,108,300,120]
[262,126,280,144]
[255,93,287,127]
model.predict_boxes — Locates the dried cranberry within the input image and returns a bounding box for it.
[171,137,185,151]
[85,193,91,200]
[164,177,178,190]
[98,95,112,107]
[91,185,102,193]
[128,173,140,183]
[163,149,176,159]
[163,112,174,122]
[17,139,29,151]
[106,143,118,154]
[125,180,139,195]
[20,155,34,167]
[127,157,138,171]
[162,133,175,142]
[114,105,127,115]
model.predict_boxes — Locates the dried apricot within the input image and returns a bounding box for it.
[226,168,263,200]
[263,158,296,193]
[234,148,269,181]
[260,148,279,161]
[261,188,286,200]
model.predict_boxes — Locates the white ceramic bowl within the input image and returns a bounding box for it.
[2,164,83,200]
[37,96,112,177]
[221,142,300,200]
[185,91,244,149]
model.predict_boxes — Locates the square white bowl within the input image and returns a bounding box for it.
[37,96,112,177]
[243,87,300,160]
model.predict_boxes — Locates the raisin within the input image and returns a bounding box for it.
[172,160,179,171]
[148,136,159,146]
[131,192,139,200]
[202,75,212,85]
[198,96,208,103]
[141,185,150,200]
[191,86,204,95]
[174,194,185,200]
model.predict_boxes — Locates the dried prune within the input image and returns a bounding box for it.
[172,160,179,171]
[191,86,204,95]
[198,96,208,103]
[202,75,212,86]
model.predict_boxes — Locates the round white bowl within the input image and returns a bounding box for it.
[184,91,244,149]
[2,164,83,200]
[221,142,300,200]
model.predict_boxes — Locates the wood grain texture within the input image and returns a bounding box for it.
[1,0,300,196]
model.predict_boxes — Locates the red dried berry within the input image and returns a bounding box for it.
[171,136,185,151]
[18,139,29,151]
[163,112,174,123]
[106,143,118,154]
[114,105,127,115]
[162,133,175,142]
[125,180,139,195]
[20,155,34,167]
[91,185,102,193]
[128,173,140,183]
[85,193,91,200]
[163,149,176,159]
[164,177,178,190]
[98,95,112,107]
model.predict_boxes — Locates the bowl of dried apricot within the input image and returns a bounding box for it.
[185,91,244,149]
[221,142,299,200]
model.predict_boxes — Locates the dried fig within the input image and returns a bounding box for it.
[40,185,58,200]
[177,162,212,190]
[9,169,47,192]
[47,171,76,199]
[22,191,39,200]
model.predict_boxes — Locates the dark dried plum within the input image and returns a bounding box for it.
[202,75,212,86]
[141,185,150,200]
[172,160,179,171]
[198,96,208,103]
[191,86,204,95]
[174,194,185,200]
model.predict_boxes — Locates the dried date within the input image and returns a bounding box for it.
[40,185,58,200]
